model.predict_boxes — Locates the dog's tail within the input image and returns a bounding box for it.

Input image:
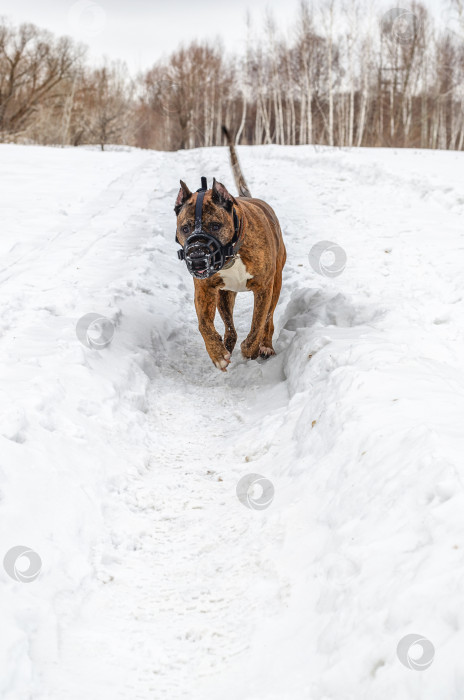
[222,125,252,198]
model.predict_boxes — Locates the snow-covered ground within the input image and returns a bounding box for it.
[1,142,464,699]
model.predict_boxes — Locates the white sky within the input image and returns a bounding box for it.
[0,0,454,74]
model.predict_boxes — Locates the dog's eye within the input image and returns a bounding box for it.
[210,223,221,232]
[181,225,189,234]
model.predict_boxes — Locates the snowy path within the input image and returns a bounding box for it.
[1,144,464,700]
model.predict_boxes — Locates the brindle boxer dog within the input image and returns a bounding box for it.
[174,126,286,371]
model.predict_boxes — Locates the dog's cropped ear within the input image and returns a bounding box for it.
[174,180,192,215]
[212,178,235,212]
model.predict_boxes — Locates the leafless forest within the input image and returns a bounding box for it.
[1,0,463,151]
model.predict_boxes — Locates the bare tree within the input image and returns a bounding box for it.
[0,20,84,137]
[2,3,464,153]
[85,62,133,150]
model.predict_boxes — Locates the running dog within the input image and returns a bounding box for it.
[174,126,286,371]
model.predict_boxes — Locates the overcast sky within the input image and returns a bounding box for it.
[0,0,453,73]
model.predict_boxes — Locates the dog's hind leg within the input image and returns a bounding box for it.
[241,287,273,360]
[259,264,283,358]
[217,290,237,353]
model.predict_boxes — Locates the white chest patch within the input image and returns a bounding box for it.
[219,256,253,293]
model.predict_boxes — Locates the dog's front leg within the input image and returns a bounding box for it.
[194,282,231,371]
[241,287,272,360]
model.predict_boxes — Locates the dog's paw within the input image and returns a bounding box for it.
[259,344,275,359]
[241,340,258,360]
[213,350,231,372]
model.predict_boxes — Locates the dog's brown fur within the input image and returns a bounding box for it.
[174,131,286,371]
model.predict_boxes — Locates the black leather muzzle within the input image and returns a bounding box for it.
[176,177,242,280]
